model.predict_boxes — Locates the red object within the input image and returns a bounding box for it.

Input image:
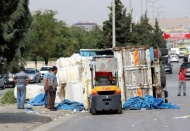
[179,68,187,80]
[95,72,112,78]
[164,33,190,40]
[154,48,158,60]
[115,90,121,94]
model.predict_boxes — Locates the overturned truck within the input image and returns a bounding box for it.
[113,46,168,104]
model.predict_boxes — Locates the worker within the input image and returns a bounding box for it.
[14,66,30,109]
[43,67,52,108]
[183,56,188,62]
[48,66,58,111]
[178,65,187,96]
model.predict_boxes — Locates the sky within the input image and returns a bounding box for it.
[29,0,190,25]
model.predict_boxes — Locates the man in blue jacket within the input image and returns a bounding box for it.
[48,66,58,111]
[43,67,52,108]
[14,66,30,109]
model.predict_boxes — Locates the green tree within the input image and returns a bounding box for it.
[30,10,60,65]
[0,0,32,73]
[133,12,154,45]
[57,26,103,57]
[98,0,132,48]
[152,18,166,47]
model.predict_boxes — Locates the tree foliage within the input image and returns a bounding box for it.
[29,10,62,65]
[0,0,32,73]
[98,0,133,48]
[133,12,154,45]
[29,10,102,63]
[99,0,166,48]
[151,19,166,47]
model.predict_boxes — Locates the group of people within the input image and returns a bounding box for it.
[43,66,58,111]
[13,66,58,111]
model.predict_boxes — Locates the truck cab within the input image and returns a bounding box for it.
[179,46,189,57]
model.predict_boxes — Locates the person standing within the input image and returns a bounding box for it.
[48,66,58,111]
[178,65,187,96]
[43,67,52,108]
[14,66,30,109]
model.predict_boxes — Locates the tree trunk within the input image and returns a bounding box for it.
[44,57,48,66]
[34,56,37,69]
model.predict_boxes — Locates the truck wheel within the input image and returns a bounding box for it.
[161,64,166,87]
[117,102,122,114]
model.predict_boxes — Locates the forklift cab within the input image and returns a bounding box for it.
[95,72,112,86]
[89,56,122,115]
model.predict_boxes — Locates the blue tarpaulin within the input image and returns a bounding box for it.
[28,94,85,111]
[123,95,179,110]
[28,93,45,106]
[56,99,85,111]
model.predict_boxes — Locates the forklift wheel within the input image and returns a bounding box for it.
[91,106,96,115]
[117,102,122,114]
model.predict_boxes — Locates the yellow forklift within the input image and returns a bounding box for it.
[89,56,122,115]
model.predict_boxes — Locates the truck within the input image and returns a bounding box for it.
[113,46,168,104]
[179,46,189,58]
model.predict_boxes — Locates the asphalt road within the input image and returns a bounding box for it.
[38,59,190,131]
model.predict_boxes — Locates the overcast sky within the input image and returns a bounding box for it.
[29,0,190,25]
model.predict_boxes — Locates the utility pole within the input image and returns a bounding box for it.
[147,0,160,22]
[141,0,143,16]
[112,0,115,48]
[129,0,131,14]
[146,0,148,12]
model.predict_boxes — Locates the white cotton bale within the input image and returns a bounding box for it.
[58,66,82,84]
[14,84,44,100]
[71,82,84,104]
[81,58,92,83]
[64,82,84,104]
[55,84,66,103]
[65,82,73,101]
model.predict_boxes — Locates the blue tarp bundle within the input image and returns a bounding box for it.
[28,93,45,106]
[56,99,85,111]
[123,95,179,110]
[28,94,85,111]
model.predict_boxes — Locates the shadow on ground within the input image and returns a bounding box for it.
[0,112,52,124]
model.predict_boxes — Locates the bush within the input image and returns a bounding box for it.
[1,89,16,104]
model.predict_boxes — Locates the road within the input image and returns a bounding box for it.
[36,59,190,131]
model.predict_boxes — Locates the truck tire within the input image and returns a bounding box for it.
[160,64,166,88]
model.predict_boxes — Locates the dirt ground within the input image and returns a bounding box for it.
[0,104,73,131]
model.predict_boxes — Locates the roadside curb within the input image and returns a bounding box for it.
[0,104,75,131]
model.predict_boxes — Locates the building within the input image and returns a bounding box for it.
[72,21,101,31]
